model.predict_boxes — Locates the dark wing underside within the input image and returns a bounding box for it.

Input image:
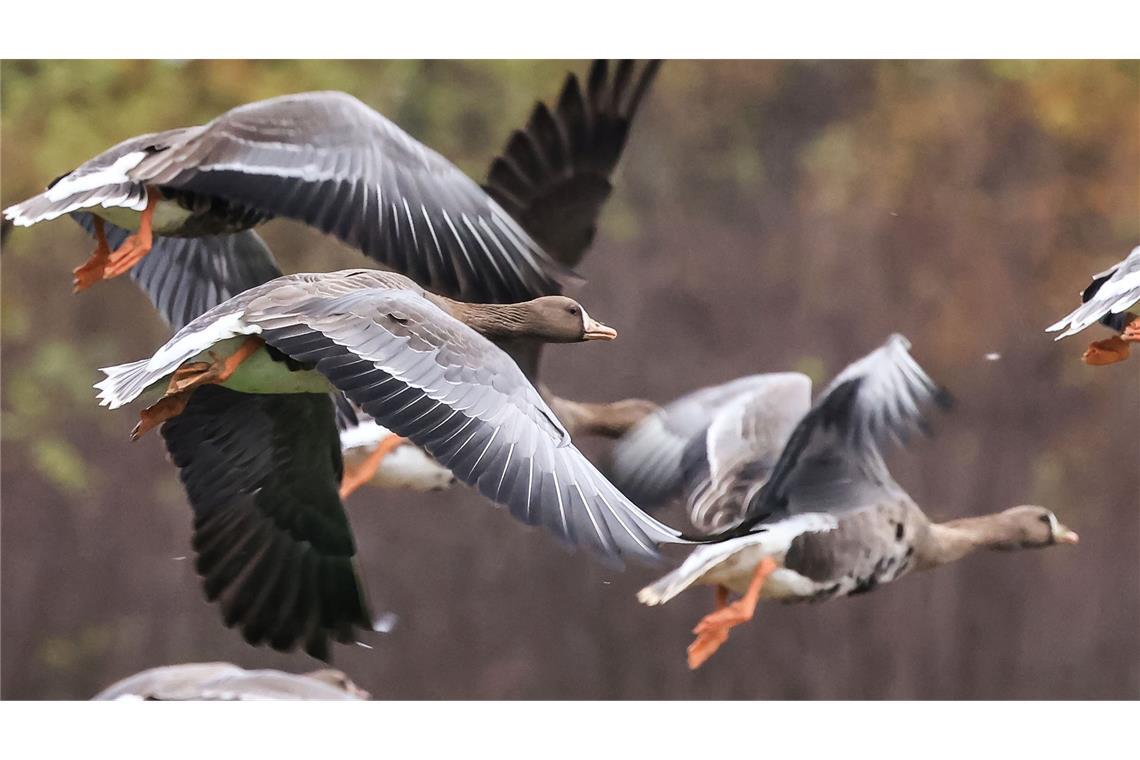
[126,91,574,304]
[484,60,660,270]
[72,213,283,330]
[160,385,374,661]
[483,60,660,380]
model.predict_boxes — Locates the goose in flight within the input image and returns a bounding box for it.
[96,269,700,659]
[3,86,576,305]
[613,336,1078,669]
[1047,245,1140,365]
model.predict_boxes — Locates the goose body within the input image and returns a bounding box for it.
[97,268,697,659]
[616,336,1077,668]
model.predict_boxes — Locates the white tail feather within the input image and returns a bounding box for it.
[95,358,156,409]
[94,312,259,410]
[637,513,839,606]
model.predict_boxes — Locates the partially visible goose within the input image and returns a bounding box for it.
[337,411,455,497]
[1047,245,1140,365]
[614,336,1078,669]
[3,87,576,304]
[96,269,699,659]
[92,662,368,701]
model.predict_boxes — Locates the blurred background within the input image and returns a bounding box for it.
[1,60,1137,699]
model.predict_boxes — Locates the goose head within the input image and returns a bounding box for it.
[992,505,1079,550]
[521,296,618,343]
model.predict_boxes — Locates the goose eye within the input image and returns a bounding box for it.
[1038,514,1052,524]
[567,306,579,316]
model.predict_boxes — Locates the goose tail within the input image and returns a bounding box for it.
[637,562,708,606]
[95,358,158,410]
[3,151,150,227]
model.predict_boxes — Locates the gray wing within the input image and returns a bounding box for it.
[1047,245,1140,338]
[127,91,575,304]
[92,663,365,701]
[484,60,659,270]
[242,282,688,568]
[684,373,813,532]
[73,212,282,329]
[610,374,790,511]
[738,335,950,528]
[160,385,375,662]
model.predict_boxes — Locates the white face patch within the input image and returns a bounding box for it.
[578,305,591,334]
[1046,511,1060,538]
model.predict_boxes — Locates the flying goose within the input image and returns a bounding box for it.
[96,269,698,659]
[92,662,368,701]
[1047,245,1140,365]
[3,86,577,306]
[614,336,1078,669]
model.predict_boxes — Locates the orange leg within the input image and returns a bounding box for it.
[686,585,730,670]
[1082,335,1131,366]
[72,217,113,292]
[686,558,778,670]
[339,434,408,499]
[131,337,263,440]
[1121,316,1140,343]
[102,189,159,279]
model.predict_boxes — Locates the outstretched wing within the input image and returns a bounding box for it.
[241,278,690,568]
[160,385,375,661]
[73,212,282,329]
[484,60,660,269]
[738,335,950,528]
[128,91,575,304]
[1047,245,1140,338]
[611,375,785,512]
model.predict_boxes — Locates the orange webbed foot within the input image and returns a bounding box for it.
[130,338,263,439]
[692,601,758,636]
[131,391,192,440]
[1121,316,1140,343]
[686,585,731,670]
[684,560,778,670]
[687,628,730,670]
[1082,336,1131,365]
[72,217,112,292]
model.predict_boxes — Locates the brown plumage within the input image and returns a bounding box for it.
[627,336,1078,668]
